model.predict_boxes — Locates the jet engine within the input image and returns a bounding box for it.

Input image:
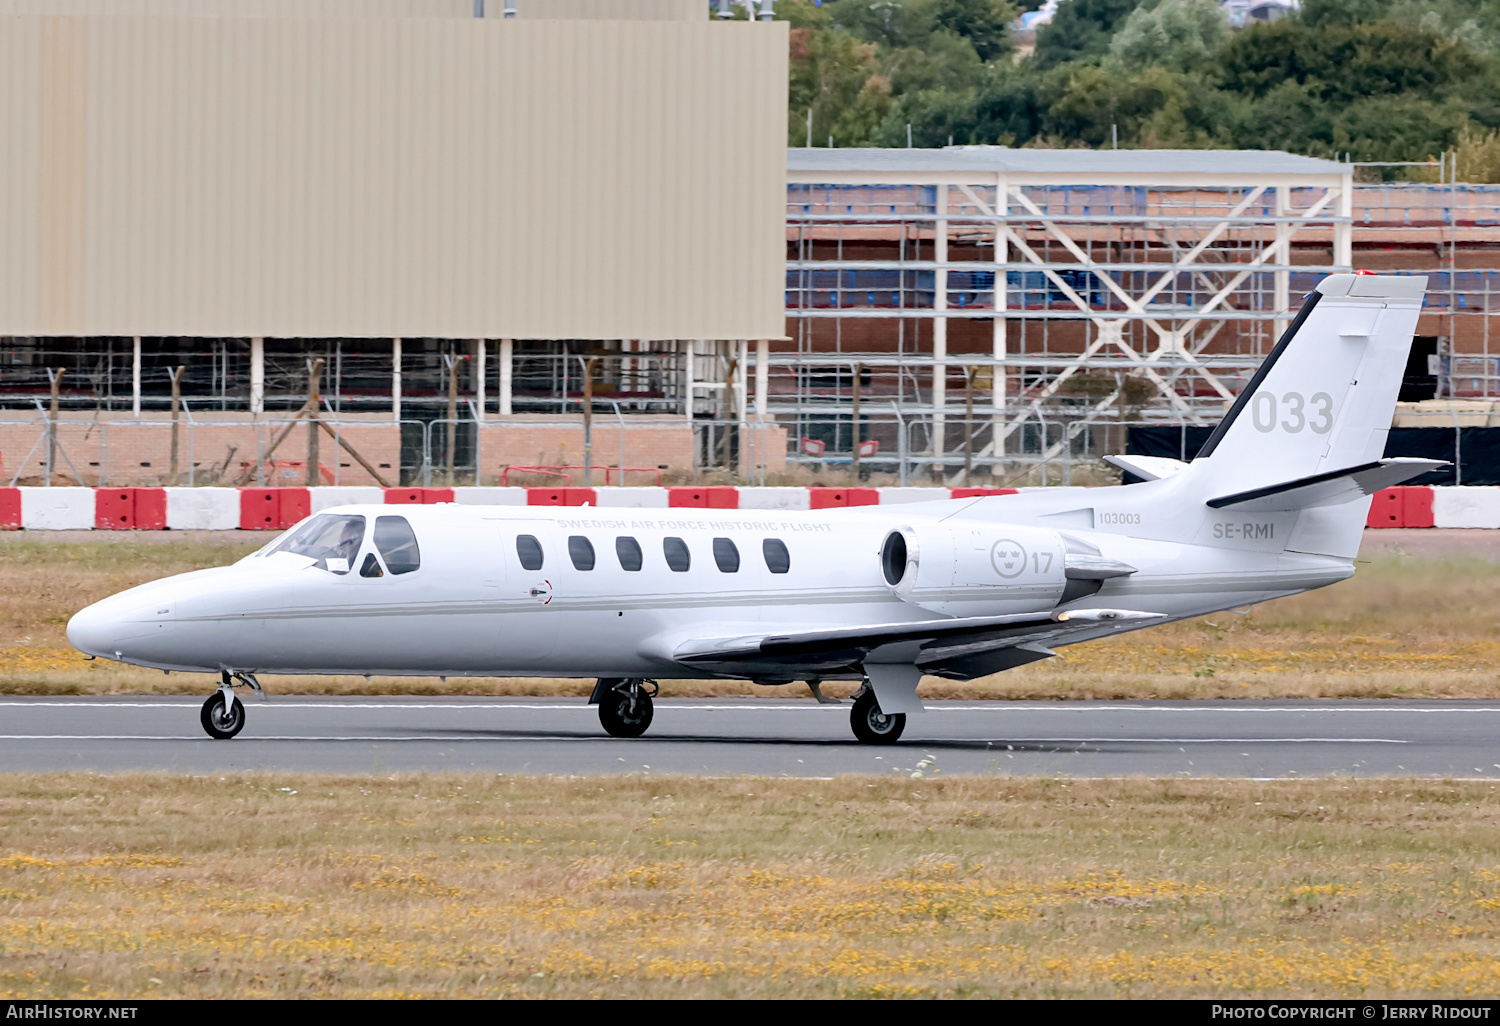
[879,523,1069,616]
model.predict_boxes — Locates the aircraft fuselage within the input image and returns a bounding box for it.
[67,497,1351,681]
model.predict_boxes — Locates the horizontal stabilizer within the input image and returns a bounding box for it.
[1205,458,1448,513]
[1102,454,1189,482]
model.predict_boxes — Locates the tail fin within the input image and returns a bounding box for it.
[1185,273,1428,558]
[1192,273,1427,490]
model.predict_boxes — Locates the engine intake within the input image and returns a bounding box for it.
[881,528,914,587]
[879,523,1067,616]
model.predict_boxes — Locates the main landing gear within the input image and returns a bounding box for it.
[850,685,906,745]
[590,678,656,738]
[200,670,266,740]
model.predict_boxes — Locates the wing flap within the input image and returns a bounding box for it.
[670,608,1164,678]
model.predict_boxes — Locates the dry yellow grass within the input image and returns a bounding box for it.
[2,773,1499,999]
[3,533,1499,699]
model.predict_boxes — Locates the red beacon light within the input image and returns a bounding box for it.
[1355,269,1378,275]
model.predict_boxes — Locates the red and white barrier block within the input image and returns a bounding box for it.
[1,483,1495,529]
[1431,486,1500,529]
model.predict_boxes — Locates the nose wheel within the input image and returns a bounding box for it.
[199,670,265,739]
[201,691,245,739]
[592,678,656,738]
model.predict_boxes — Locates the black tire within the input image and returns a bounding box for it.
[850,689,905,745]
[200,692,245,740]
[598,686,653,738]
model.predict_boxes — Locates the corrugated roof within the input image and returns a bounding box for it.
[0,0,702,19]
[0,16,785,339]
[788,147,1347,176]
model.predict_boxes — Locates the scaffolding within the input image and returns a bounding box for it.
[781,147,1357,480]
[779,148,1500,482]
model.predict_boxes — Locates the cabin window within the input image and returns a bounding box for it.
[568,535,596,571]
[359,552,384,578]
[616,536,643,572]
[663,536,690,572]
[374,516,421,575]
[712,537,740,573]
[763,538,790,574]
[269,513,365,574]
[516,535,544,571]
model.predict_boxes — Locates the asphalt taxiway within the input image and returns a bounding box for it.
[2,696,1498,778]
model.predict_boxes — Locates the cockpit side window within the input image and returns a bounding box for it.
[374,516,421,575]
[359,552,384,578]
[268,514,365,574]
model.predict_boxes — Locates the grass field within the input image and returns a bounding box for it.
[2,773,1498,999]
[2,532,1498,699]
[3,536,1496,999]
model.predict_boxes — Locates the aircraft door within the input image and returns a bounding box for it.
[492,520,560,666]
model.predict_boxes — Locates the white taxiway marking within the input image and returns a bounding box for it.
[0,735,1411,744]
[1,702,1499,714]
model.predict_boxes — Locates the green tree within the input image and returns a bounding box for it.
[1453,123,1500,181]
[883,27,987,94]
[1216,18,1483,103]
[970,70,1047,143]
[1329,95,1469,160]
[873,86,983,145]
[1300,0,1394,28]
[1043,59,1240,147]
[788,23,891,145]
[1110,0,1229,71]
[1238,80,1337,153]
[824,0,937,49]
[779,0,1500,156]
[927,0,1022,61]
[1033,0,1144,68]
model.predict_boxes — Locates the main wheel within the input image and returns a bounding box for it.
[598,686,653,738]
[850,689,905,745]
[200,691,245,740]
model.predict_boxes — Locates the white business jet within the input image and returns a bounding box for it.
[68,273,1440,745]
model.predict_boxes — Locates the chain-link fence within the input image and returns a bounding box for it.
[0,412,791,488]
[7,406,1492,490]
[430,415,787,488]
[783,405,1500,488]
[1,415,406,488]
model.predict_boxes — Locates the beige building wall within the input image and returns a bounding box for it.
[0,14,786,340]
[0,1,704,20]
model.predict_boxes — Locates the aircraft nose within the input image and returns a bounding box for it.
[67,600,122,659]
[67,584,176,661]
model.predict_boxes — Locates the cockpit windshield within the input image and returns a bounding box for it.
[267,514,366,574]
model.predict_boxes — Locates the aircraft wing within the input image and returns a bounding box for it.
[668,608,1164,681]
[1206,457,1448,513]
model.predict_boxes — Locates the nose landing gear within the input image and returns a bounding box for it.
[200,670,266,740]
[201,691,245,739]
[590,678,657,738]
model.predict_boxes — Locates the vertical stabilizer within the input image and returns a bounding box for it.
[1177,273,1428,558]
[1192,274,1426,492]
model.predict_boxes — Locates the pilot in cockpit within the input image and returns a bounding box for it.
[332,520,363,572]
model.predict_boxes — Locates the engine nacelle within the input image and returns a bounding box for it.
[880,522,1068,616]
